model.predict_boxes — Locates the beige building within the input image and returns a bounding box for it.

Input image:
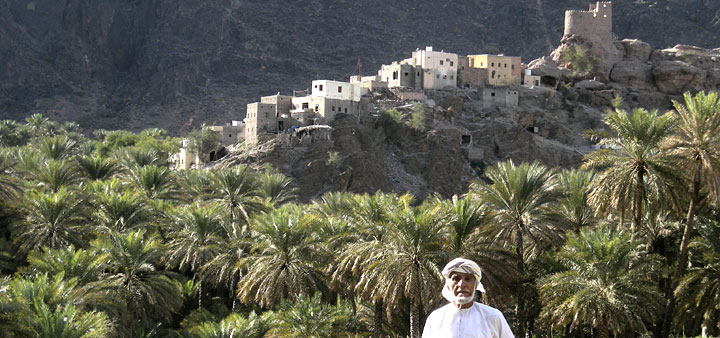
[245,102,279,144]
[410,47,458,89]
[378,62,423,90]
[467,54,522,86]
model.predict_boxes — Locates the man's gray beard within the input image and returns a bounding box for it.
[454,291,475,305]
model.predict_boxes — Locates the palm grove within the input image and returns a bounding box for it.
[0,91,719,338]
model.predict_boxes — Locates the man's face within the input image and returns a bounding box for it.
[449,271,476,298]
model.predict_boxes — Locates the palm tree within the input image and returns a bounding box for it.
[32,135,78,160]
[339,200,447,338]
[76,155,119,180]
[6,273,112,337]
[329,192,411,338]
[126,165,181,201]
[259,170,298,207]
[553,169,597,231]
[22,246,105,285]
[90,229,182,329]
[0,151,20,200]
[164,203,228,308]
[186,312,270,338]
[582,108,680,234]
[24,113,52,137]
[114,146,164,169]
[266,293,358,338]
[433,195,519,304]
[674,219,720,336]
[538,226,663,338]
[209,166,266,227]
[32,159,82,193]
[661,91,720,338]
[15,187,89,253]
[236,204,328,308]
[91,190,150,233]
[469,160,563,335]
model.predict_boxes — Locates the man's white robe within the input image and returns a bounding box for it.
[421,302,514,338]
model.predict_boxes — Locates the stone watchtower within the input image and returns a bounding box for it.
[564,1,612,41]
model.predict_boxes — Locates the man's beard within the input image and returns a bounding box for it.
[454,290,475,305]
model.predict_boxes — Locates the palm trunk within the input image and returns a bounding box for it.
[596,325,610,338]
[198,280,203,309]
[373,299,384,338]
[515,225,526,337]
[410,295,420,338]
[661,165,701,338]
[632,168,645,237]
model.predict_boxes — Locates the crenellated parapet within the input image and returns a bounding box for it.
[564,1,612,40]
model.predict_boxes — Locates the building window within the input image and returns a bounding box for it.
[229,134,232,137]
[393,71,398,80]
[345,108,348,113]
[450,75,454,80]
[404,72,409,76]
[417,72,420,76]
[314,105,319,112]
[440,60,444,65]
[511,65,515,69]
[491,62,494,67]
[319,85,323,91]
[302,103,309,109]
[491,92,496,97]
[450,61,454,66]
[338,86,342,93]
[436,74,440,79]
[332,106,335,111]
[504,64,507,68]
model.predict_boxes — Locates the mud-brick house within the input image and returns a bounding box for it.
[467,54,522,86]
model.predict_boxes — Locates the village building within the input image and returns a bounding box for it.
[210,122,245,147]
[377,61,423,90]
[245,102,279,144]
[409,47,459,90]
[350,75,388,91]
[480,88,519,109]
[467,54,522,86]
[457,56,488,88]
[522,69,543,88]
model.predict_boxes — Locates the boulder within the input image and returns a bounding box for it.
[652,61,706,94]
[573,79,605,90]
[610,61,652,89]
[620,39,652,62]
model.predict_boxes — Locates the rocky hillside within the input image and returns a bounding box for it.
[2,0,720,133]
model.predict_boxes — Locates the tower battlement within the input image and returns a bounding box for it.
[564,1,612,40]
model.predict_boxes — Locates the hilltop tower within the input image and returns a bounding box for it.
[564,1,612,41]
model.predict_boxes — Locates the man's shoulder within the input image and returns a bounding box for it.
[472,302,505,318]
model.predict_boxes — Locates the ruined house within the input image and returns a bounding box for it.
[457,56,488,88]
[480,88,519,109]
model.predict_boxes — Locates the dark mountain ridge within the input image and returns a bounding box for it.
[2,0,720,133]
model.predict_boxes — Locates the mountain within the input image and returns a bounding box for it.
[2,0,720,134]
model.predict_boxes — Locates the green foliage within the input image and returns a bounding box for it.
[0,110,719,337]
[187,126,221,159]
[326,151,340,166]
[538,226,663,336]
[561,44,599,79]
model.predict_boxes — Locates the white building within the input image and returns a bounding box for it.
[311,80,366,102]
[410,47,458,90]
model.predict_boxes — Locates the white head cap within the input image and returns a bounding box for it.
[441,258,486,303]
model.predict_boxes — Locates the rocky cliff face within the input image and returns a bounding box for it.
[3,0,720,133]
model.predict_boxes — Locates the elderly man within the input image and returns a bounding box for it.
[422,258,514,338]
